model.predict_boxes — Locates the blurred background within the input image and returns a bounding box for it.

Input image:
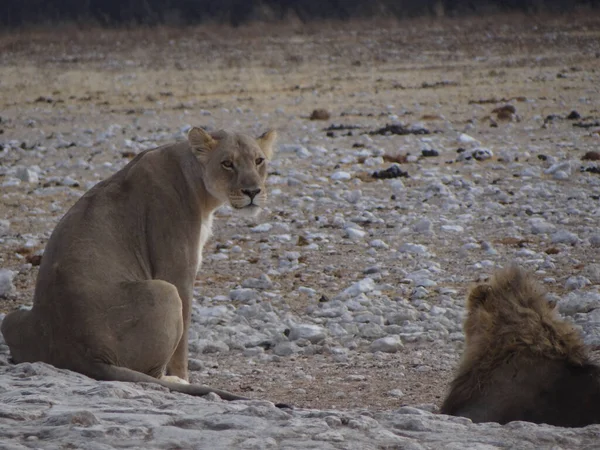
[2,0,599,27]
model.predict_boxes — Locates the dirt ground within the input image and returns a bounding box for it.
[1,13,600,410]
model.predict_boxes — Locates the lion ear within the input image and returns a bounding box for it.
[187,127,217,158]
[467,284,492,309]
[256,130,277,159]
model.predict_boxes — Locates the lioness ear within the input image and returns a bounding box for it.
[257,130,277,159]
[188,127,217,157]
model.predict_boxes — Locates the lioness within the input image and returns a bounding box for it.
[441,266,600,427]
[1,127,276,401]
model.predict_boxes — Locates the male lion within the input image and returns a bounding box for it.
[441,266,600,427]
[1,127,276,402]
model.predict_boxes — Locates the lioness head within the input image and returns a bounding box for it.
[187,127,277,216]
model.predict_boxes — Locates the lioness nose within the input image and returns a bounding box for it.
[242,188,261,200]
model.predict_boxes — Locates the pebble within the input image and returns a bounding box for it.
[331,171,351,181]
[0,269,15,297]
[369,336,403,353]
[0,220,9,236]
[251,223,273,233]
[340,278,375,298]
[229,288,260,303]
[345,227,366,240]
[551,230,579,245]
[288,324,327,343]
[15,167,39,183]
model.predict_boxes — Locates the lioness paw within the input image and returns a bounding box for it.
[161,375,190,385]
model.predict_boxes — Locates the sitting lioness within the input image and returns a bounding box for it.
[1,127,276,401]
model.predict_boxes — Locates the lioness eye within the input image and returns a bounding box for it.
[221,161,234,169]
[255,157,265,165]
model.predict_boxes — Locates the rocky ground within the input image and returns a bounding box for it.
[1,13,600,448]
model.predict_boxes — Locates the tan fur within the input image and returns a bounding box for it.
[1,127,277,402]
[441,266,600,426]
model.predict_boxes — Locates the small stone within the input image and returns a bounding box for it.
[343,190,362,204]
[530,219,555,234]
[331,171,351,181]
[369,239,388,249]
[15,167,39,183]
[0,269,15,298]
[582,151,600,161]
[272,341,300,356]
[440,224,464,233]
[229,288,259,303]
[345,227,366,240]
[369,336,403,353]
[288,324,327,343]
[0,220,9,236]
[341,278,375,298]
[472,148,493,161]
[458,133,478,145]
[387,389,405,398]
[413,219,432,233]
[551,230,579,245]
[399,243,428,254]
[251,223,273,233]
[421,149,439,157]
[565,276,590,291]
[310,109,330,120]
[242,274,274,290]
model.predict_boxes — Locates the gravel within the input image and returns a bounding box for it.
[1,16,600,449]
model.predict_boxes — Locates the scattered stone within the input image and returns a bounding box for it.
[288,324,327,343]
[369,336,403,353]
[251,223,273,233]
[15,167,39,183]
[567,110,581,120]
[0,269,15,297]
[551,230,578,245]
[331,171,352,181]
[229,288,260,303]
[0,220,9,236]
[421,149,439,157]
[372,165,409,179]
[310,109,331,121]
[582,151,600,161]
[345,227,366,240]
[565,276,590,291]
[369,123,429,136]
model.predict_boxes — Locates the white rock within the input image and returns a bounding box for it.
[0,269,15,297]
[413,219,432,233]
[241,274,274,290]
[369,336,403,353]
[440,225,464,233]
[369,239,388,249]
[15,167,39,183]
[288,324,327,343]
[387,389,405,398]
[399,243,428,254]
[346,228,366,240]
[331,171,351,181]
[342,278,376,298]
[251,223,273,233]
[0,220,9,236]
[530,219,555,234]
[551,230,578,245]
[229,288,259,303]
[565,276,590,291]
[458,133,479,145]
